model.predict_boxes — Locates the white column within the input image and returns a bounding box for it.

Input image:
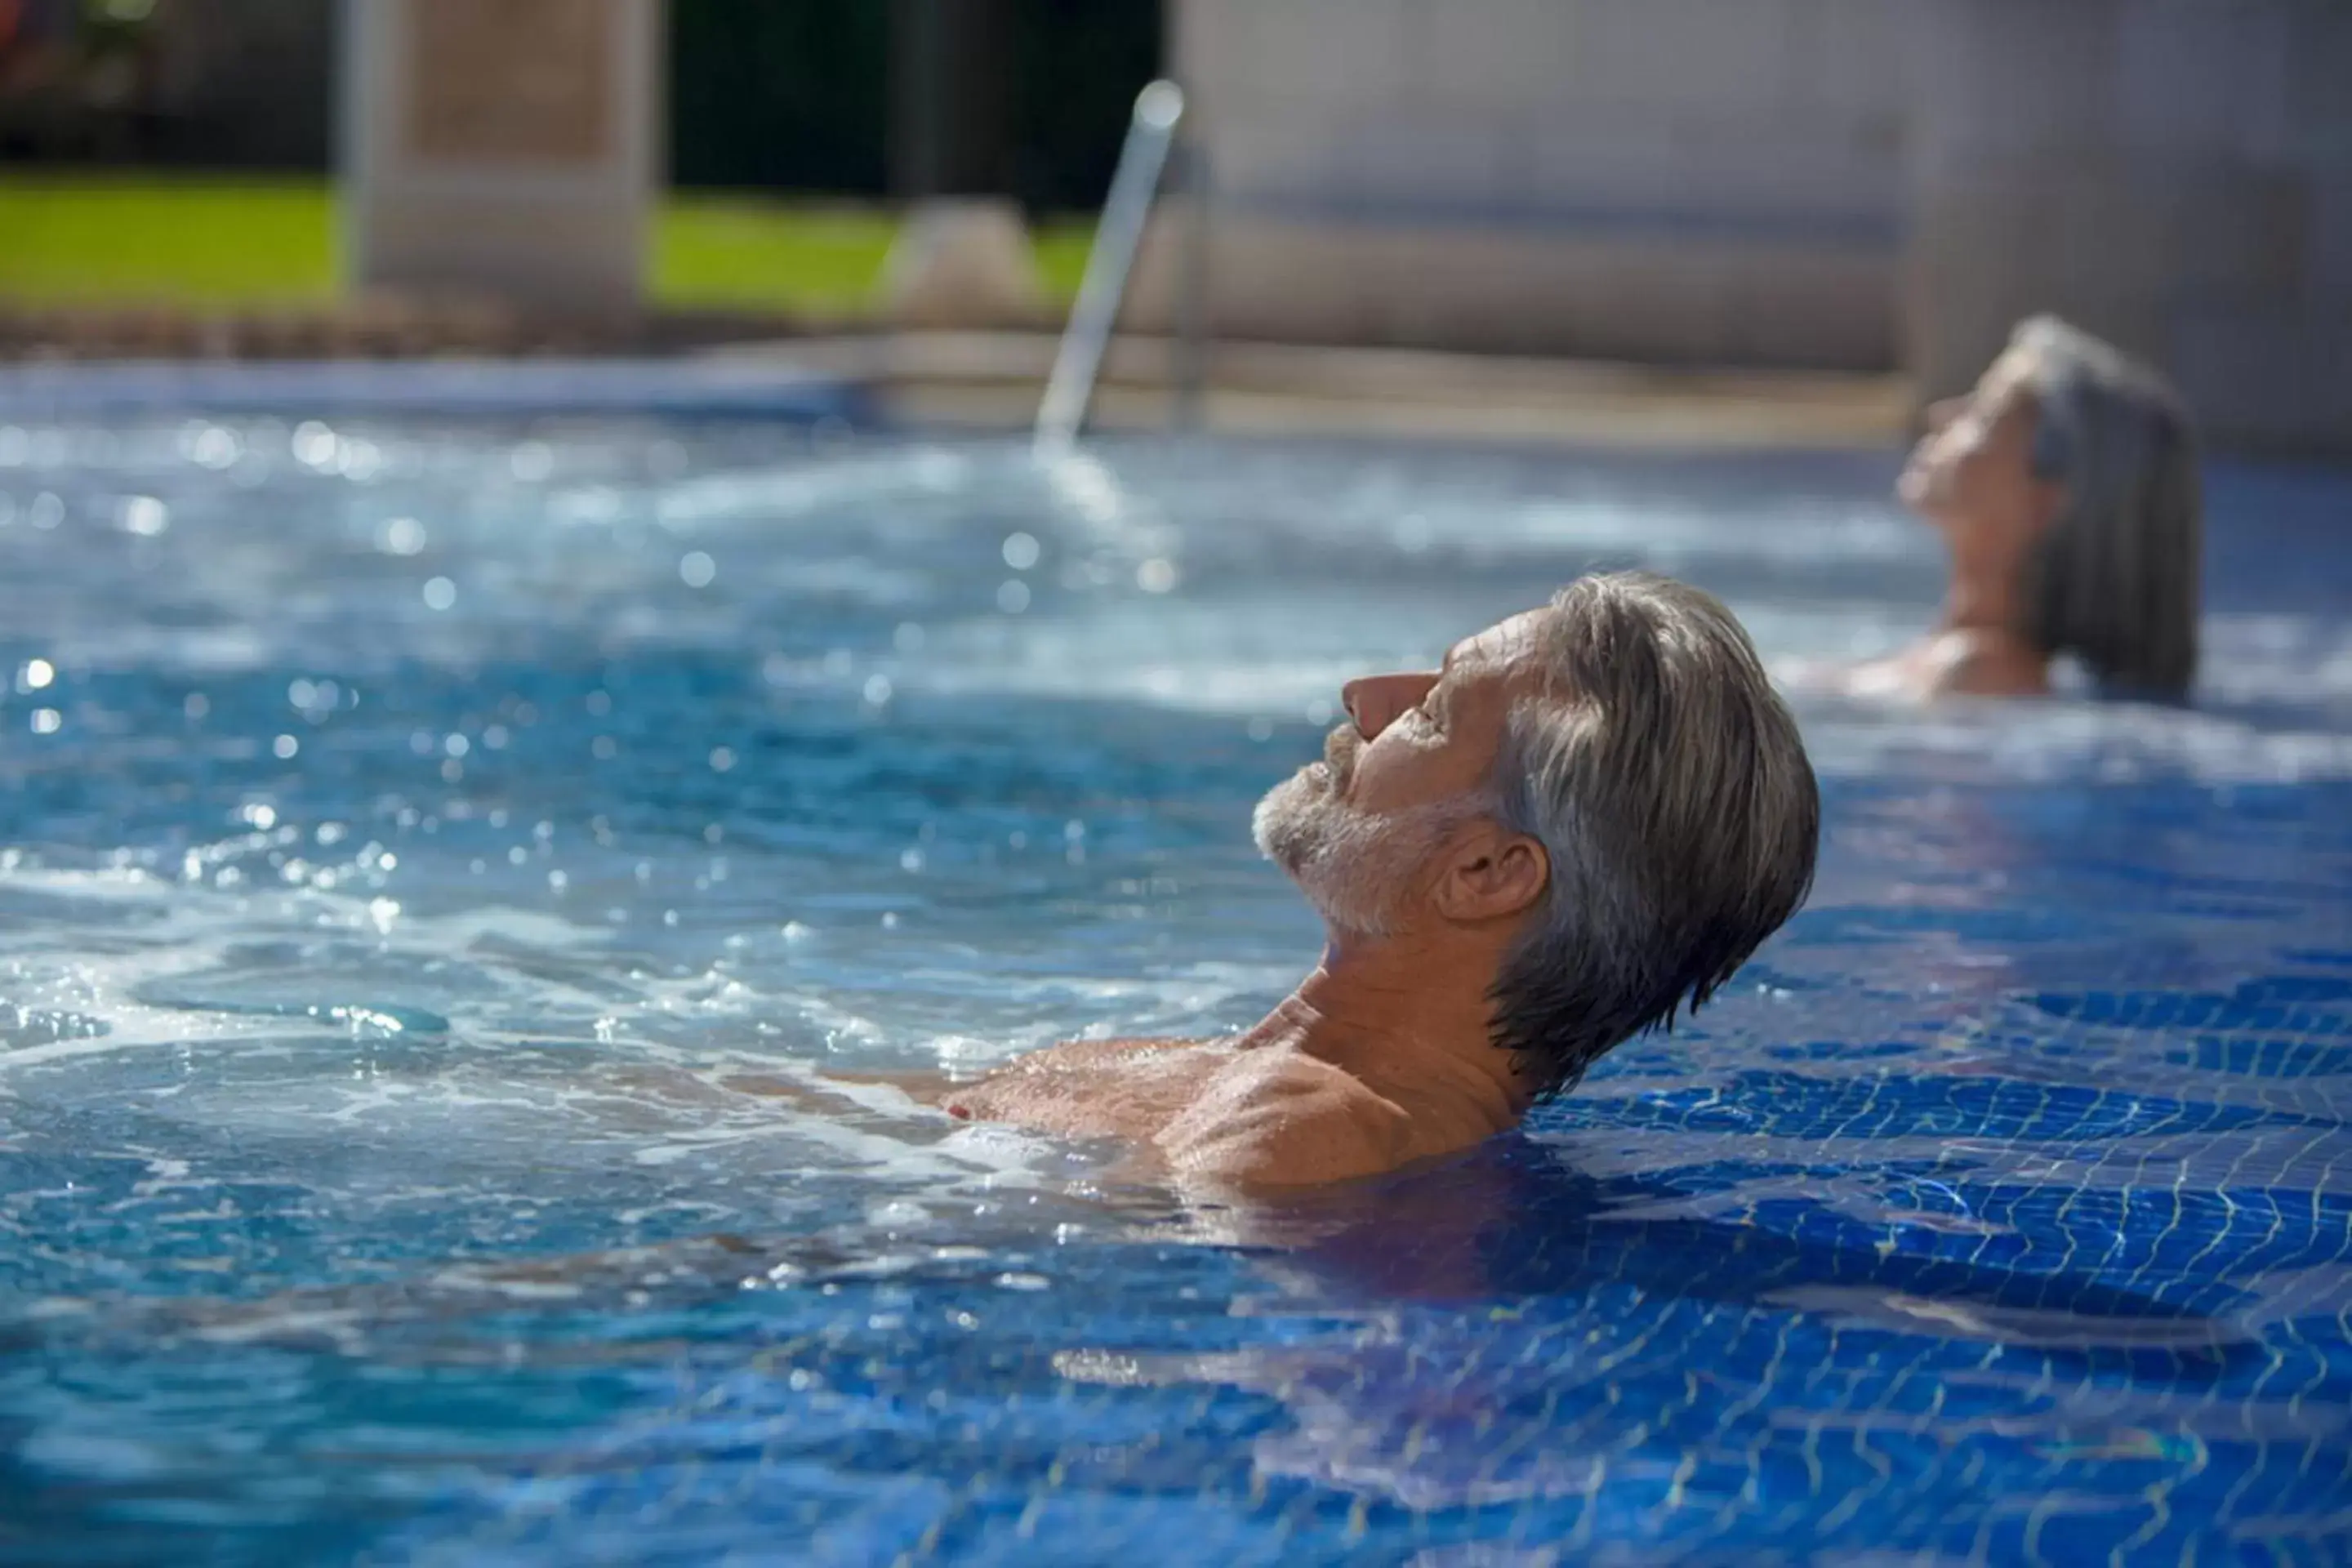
[341,0,663,311]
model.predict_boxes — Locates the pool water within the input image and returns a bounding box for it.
[2,417,2350,1565]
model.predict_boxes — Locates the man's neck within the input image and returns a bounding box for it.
[1239,934,1531,1149]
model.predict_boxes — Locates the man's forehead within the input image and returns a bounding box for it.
[1445,608,1551,675]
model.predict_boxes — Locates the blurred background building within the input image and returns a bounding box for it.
[1,0,2345,452]
[1153,0,2350,450]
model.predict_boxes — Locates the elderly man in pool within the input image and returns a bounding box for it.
[934,571,1820,1190]
[157,573,1818,1341]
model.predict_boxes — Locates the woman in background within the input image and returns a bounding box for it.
[1855,315,2203,701]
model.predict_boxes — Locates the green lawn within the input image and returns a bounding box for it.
[0,176,1091,316]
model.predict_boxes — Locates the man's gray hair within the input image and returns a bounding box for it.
[1484,573,1818,1096]
[2012,315,2203,700]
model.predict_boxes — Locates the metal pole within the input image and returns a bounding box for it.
[1172,136,1209,434]
[1034,79,1185,457]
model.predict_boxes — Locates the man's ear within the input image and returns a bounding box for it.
[1431,822,1549,925]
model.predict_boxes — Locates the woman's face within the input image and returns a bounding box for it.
[1898,348,2060,555]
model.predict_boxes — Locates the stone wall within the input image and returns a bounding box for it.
[1148,0,1909,369]
[1158,0,2352,450]
[1909,0,2352,453]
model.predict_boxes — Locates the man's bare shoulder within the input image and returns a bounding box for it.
[1158,1049,1414,1192]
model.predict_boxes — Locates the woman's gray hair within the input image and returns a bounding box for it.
[2011,315,2203,700]
[1484,573,1818,1097]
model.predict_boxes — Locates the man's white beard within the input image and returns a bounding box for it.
[1252,767,1479,939]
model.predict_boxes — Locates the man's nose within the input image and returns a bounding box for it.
[1341,672,1438,739]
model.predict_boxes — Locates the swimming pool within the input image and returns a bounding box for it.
[2,412,2350,1564]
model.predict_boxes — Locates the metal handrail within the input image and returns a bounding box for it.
[1034,78,1192,456]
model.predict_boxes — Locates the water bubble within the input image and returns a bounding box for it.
[20,658,54,691]
[439,759,462,782]
[421,577,457,611]
[273,734,299,760]
[482,724,509,750]
[240,803,277,831]
[585,690,612,716]
[1247,716,1275,742]
[880,911,900,929]
[679,550,717,588]
[510,441,554,482]
[184,693,210,720]
[1002,531,1041,570]
[822,648,854,678]
[1136,558,1178,594]
[288,678,317,709]
[120,497,168,536]
[899,847,925,873]
[28,492,63,530]
[337,439,385,481]
[189,425,240,470]
[444,733,470,758]
[762,652,793,685]
[1305,697,1334,726]
[30,708,60,735]
[862,674,893,706]
[709,746,737,773]
[591,737,617,760]
[292,421,338,468]
[996,579,1031,614]
[379,517,427,556]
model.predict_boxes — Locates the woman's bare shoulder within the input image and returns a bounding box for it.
[1838,630,2048,701]
[1924,628,2050,697]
